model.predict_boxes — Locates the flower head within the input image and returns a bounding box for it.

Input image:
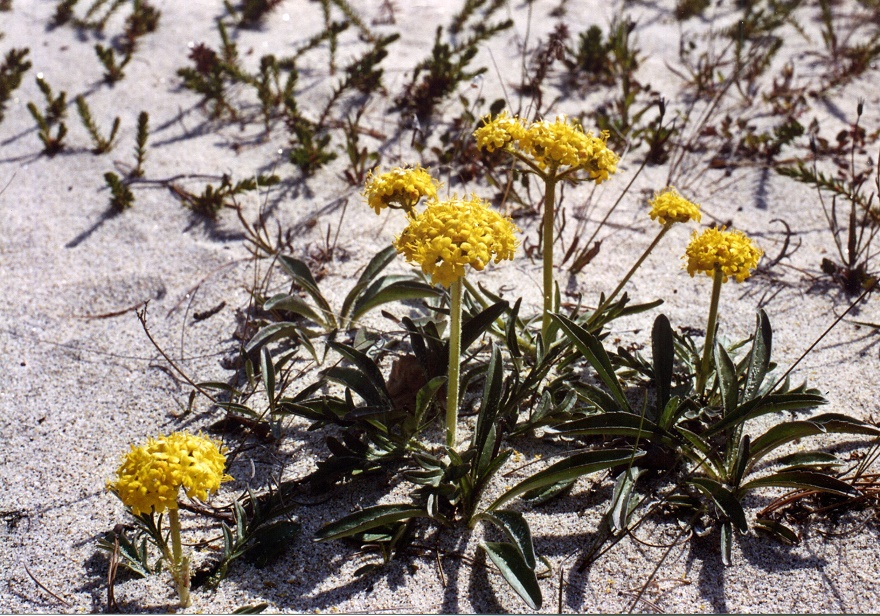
[363,166,440,215]
[474,110,528,153]
[394,196,519,287]
[649,187,702,225]
[685,227,763,283]
[109,431,232,516]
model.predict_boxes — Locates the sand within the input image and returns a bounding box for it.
[2,0,880,612]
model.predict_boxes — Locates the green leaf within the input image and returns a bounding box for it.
[326,366,386,408]
[754,518,799,545]
[688,477,748,533]
[245,520,300,567]
[244,322,302,354]
[278,255,334,327]
[263,293,325,327]
[714,343,739,415]
[521,479,575,505]
[473,510,536,569]
[552,412,675,449]
[776,451,842,471]
[314,505,427,541]
[748,421,828,467]
[350,279,442,324]
[506,297,523,358]
[705,392,827,436]
[340,245,397,320]
[473,345,503,476]
[328,342,391,406]
[652,315,674,414]
[260,347,276,414]
[743,309,772,401]
[811,413,880,437]
[552,313,631,412]
[462,300,509,351]
[488,448,644,511]
[481,542,542,610]
[609,466,644,532]
[720,521,733,566]
[739,471,859,498]
[232,604,269,614]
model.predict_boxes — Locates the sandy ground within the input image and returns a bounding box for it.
[2,0,880,612]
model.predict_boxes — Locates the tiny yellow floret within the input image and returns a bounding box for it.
[109,431,232,516]
[685,227,763,283]
[393,196,519,287]
[474,113,618,182]
[473,110,527,153]
[363,166,439,215]
[649,187,702,225]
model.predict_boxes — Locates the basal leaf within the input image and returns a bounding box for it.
[738,471,859,498]
[743,309,772,401]
[488,448,644,511]
[314,505,427,541]
[688,477,748,533]
[461,300,509,352]
[263,293,325,327]
[714,343,739,415]
[652,315,674,414]
[481,542,542,610]
[552,313,631,412]
[350,279,442,324]
[473,510,536,569]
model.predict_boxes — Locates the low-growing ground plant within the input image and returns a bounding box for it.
[30,0,875,610]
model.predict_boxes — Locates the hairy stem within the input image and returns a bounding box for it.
[168,508,191,608]
[446,277,463,448]
[542,172,558,342]
[696,268,724,396]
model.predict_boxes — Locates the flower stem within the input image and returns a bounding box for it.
[594,222,672,320]
[696,268,724,396]
[168,508,192,608]
[541,173,557,342]
[446,277,463,449]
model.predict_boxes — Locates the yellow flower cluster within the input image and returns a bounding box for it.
[649,187,702,225]
[363,166,439,215]
[474,112,619,182]
[394,196,519,287]
[685,227,763,283]
[109,431,232,516]
[473,110,527,153]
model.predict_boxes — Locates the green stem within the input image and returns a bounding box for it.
[541,171,558,342]
[593,223,672,321]
[696,268,724,396]
[168,508,192,608]
[446,278,463,449]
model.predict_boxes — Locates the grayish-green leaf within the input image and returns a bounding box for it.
[481,542,542,610]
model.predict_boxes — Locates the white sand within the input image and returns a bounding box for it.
[2,0,880,612]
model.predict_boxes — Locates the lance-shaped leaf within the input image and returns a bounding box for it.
[263,293,326,328]
[552,313,631,412]
[488,448,644,511]
[472,345,503,478]
[327,342,392,407]
[481,542,542,610]
[652,315,674,414]
[278,255,335,327]
[314,504,428,541]
[688,477,748,533]
[738,471,859,498]
[473,510,536,569]
[552,412,680,453]
[714,342,739,415]
[244,322,302,354]
[609,466,644,532]
[339,245,397,320]
[704,391,827,436]
[743,309,772,401]
[350,279,441,324]
[461,300,509,352]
